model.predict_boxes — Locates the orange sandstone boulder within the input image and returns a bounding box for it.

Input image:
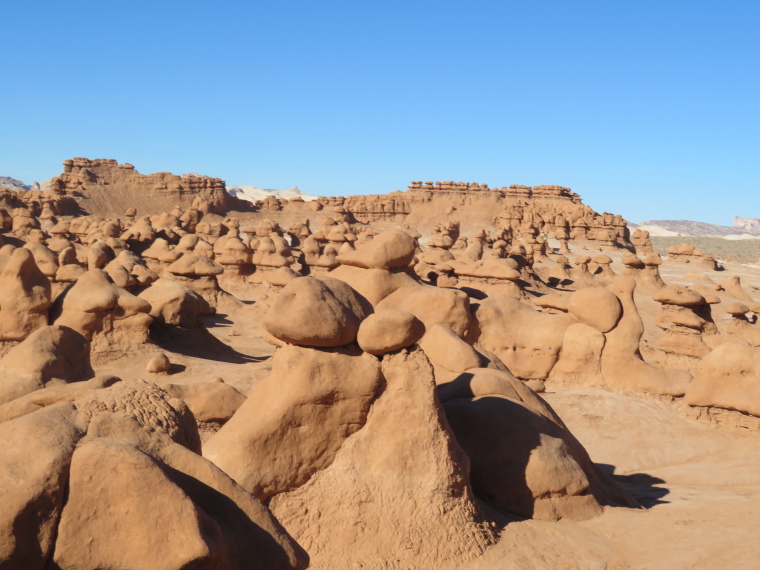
[262,277,365,347]
[684,343,760,417]
[138,277,213,327]
[471,294,576,379]
[51,269,152,351]
[159,379,246,424]
[0,325,93,405]
[336,229,416,269]
[441,368,636,521]
[567,287,623,333]
[418,323,484,375]
[356,310,425,355]
[376,285,472,338]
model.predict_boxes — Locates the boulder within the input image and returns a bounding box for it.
[684,343,760,416]
[376,285,472,338]
[418,324,484,374]
[262,277,364,347]
[471,295,576,379]
[146,352,171,373]
[356,310,425,355]
[567,287,622,333]
[138,277,213,327]
[51,269,153,353]
[0,325,93,405]
[159,379,247,424]
[336,229,416,269]
[441,367,635,520]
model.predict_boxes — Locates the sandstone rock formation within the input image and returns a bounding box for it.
[204,344,382,500]
[268,349,499,569]
[0,247,51,340]
[666,242,718,270]
[262,276,369,347]
[684,342,760,417]
[47,158,253,218]
[0,379,308,569]
[4,156,757,569]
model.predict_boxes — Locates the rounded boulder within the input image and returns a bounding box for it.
[567,287,622,333]
[357,310,425,355]
[336,230,416,269]
[262,277,362,347]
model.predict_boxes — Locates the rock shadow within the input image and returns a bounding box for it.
[596,463,669,508]
[149,323,265,364]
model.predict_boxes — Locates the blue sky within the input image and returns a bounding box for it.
[1,0,758,224]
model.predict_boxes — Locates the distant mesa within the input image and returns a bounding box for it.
[734,216,760,233]
[2,161,633,252]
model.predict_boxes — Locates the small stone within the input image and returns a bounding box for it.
[146,353,171,374]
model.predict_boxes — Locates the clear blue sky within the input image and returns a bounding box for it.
[1,0,758,224]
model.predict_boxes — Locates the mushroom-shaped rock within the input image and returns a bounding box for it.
[684,342,760,417]
[51,269,152,343]
[356,310,425,355]
[644,253,662,266]
[591,254,615,278]
[138,278,214,327]
[652,285,706,307]
[725,302,750,317]
[723,302,760,347]
[262,277,364,347]
[167,253,224,277]
[0,325,93,405]
[0,247,52,341]
[336,229,416,269]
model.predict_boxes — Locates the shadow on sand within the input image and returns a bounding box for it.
[596,463,670,508]
[149,323,267,365]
